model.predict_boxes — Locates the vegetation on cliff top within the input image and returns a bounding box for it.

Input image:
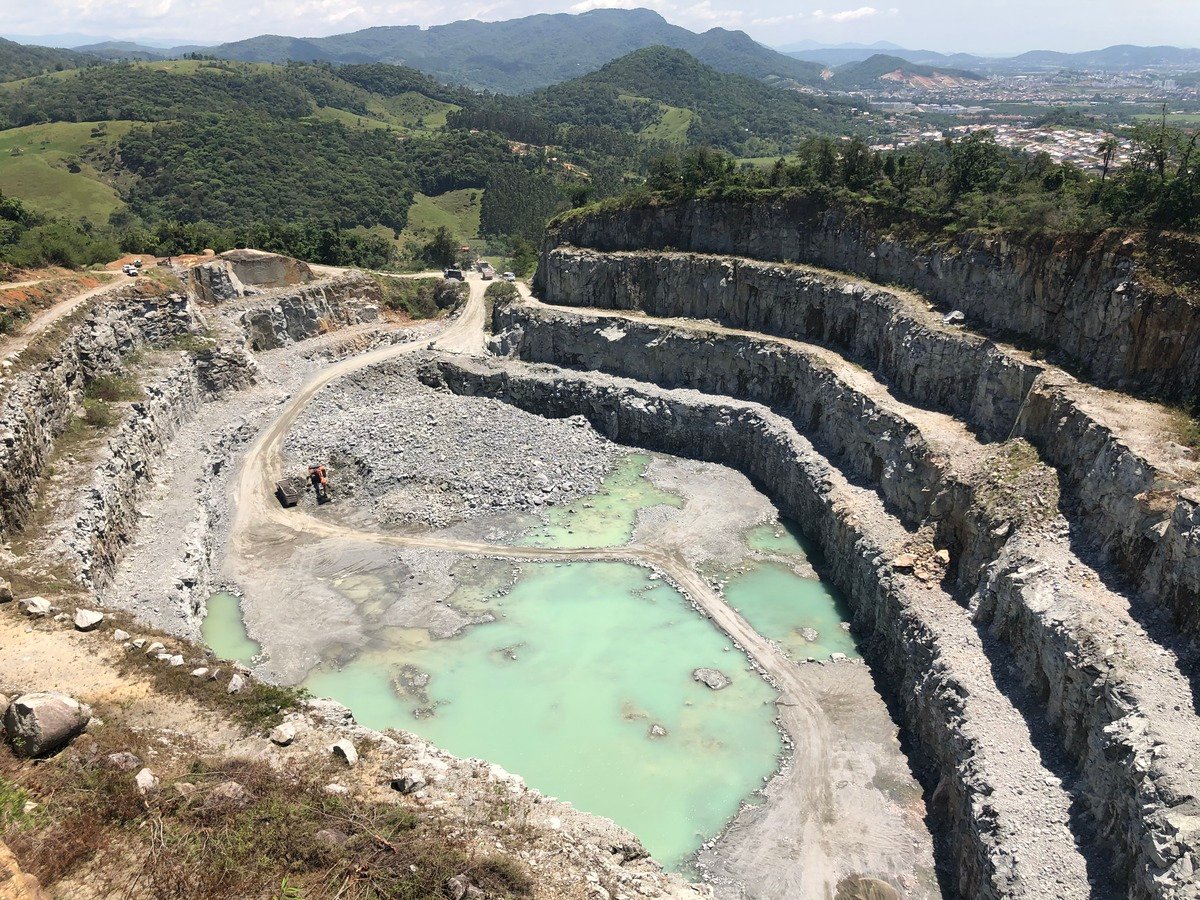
[557,120,1200,237]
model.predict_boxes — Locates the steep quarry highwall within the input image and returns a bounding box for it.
[543,198,1200,406]
[0,288,197,537]
[239,271,381,350]
[433,354,1200,900]
[535,248,1200,643]
[62,345,256,591]
[494,298,1200,895]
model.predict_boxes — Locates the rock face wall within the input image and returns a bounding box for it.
[534,248,1200,642]
[433,354,1200,900]
[62,345,256,590]
[0,290,196,537]
[240,273,381,350]
[543,198,1200,405]
[220,249,313,288]
[189,262,247,304]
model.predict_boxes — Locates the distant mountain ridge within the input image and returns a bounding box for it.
[786,42,1200,72]
[825,53,984,89]
[203,9,822,92]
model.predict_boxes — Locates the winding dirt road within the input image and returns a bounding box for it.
[226,273,935,898]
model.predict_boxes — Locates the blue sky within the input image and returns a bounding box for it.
[4,0,1200,53]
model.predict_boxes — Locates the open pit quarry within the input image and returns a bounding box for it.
[2,208,1200,900]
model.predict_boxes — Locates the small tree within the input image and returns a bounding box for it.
[421,226,457,268]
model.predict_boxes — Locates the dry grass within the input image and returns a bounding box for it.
[1,722,535,900]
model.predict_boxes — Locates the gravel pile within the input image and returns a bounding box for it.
[285,355,621,528]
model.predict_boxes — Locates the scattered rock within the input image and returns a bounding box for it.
[204,780,250,810]
[648,723,668,739]
[893,554,916,571]
[323,783,350,796]
[167,655,185,667]
[935,549,951,565]
[0,695,8,720]
[227,673,246,694]
[446,875,474,900]
[799,627,819,643]
[73,609,104,631]
[692,667,731,690]
[390,768,426,794]
[331,739,358,766]
[3,692,92,758]
[190,667,209,678]
[830,652,848,662]
[103,751,143,772]
[0,577,12,603]
[315,828,349,848]
[22,597,50,617]
[144,642,164,656]
[112,629,130,642]
[134,767,159,795]
[269,722,296,746]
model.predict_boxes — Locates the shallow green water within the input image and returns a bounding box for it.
[725,562,859,661]
[305,562,781,870]
[201,591,261,665]
[207,453,867,871]
[520,453,682,549]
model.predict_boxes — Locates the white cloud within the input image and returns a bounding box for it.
[812,6,882,22]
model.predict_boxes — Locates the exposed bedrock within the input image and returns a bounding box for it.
[239,271,381,351]
[543,198,1200,406]
[0,290,198,537]
[535,248,1200,643]
[61,345,256,590]
[430,354,1200,900]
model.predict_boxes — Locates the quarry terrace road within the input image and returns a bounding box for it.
[228,272,917,896]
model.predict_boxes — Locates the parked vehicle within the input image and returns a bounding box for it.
[444,269,464,281]
[502,272,516,282]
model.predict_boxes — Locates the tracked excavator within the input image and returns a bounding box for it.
[308,464,331,503]
[274,464,332,507]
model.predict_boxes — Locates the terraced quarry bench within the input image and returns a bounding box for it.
[424,218,1200,900]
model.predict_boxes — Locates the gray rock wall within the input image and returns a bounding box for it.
[536,248,1200,641]
[432,355,1200,900]
[544,199,1200,405]
[0,291,196,537]
[240,273,381,350]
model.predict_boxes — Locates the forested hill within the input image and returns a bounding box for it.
[205,9,822,92]
[826,54,984,89]
[0,37,97,82]
[530,47,853,153]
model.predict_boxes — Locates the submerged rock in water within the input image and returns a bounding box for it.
[799,627,819,643]
[648,723,668,739]
[692,667,731,690]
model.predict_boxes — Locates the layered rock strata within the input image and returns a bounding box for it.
[0,290,197,536]
[544,198,1200,405]
[239,271,382,351]
[488,297,1200,899]
[535,248,1200,645]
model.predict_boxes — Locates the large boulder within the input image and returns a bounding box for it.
[3,692,92,758]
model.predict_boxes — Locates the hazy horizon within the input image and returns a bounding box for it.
[4,1,1200,57]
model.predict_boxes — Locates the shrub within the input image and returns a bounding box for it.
[85,374,142,402]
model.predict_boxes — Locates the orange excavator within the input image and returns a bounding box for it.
[308,464,331,504]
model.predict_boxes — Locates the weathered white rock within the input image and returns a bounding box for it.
[135,767,159,794]
[205,780,250,810]
[390,768,426,794]
[22,596,50,617]
[144,642,164,655]
[323,783,350,796]
[167,655,185,667]
[112,629,130,642]
[227,673,246,694]
[3,691,92,758]
[331,739,358,766]
[270,722,296,746]
[190,667,209,678]
[692,667,731,690]
[103,751,142,772]
[74,609,104,631]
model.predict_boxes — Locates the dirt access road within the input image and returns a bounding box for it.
[0,272,136,365]
[225,274,937,898]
